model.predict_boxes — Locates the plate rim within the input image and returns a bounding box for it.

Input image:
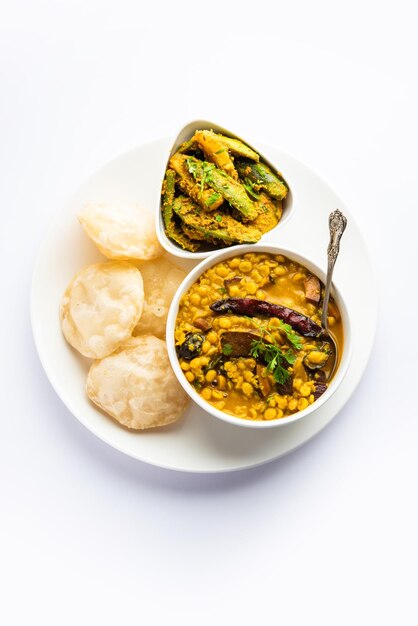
[30,136,378,473]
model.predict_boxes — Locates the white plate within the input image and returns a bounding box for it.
[31,138,377,473]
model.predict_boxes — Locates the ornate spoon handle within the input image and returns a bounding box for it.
[321,209,347,331]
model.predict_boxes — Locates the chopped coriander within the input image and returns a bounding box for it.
[276,321,303,350]
[249,336,292,385]
[186,157,198,178]
[247,316,303,351]
[215,214,223,222]
[222,343,233,356]
[206,192,221,207]
[246,317,302,385]
[186,158,215,194]
[218,287,227,295]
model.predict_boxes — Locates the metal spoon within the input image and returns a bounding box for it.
[321,209,347,378]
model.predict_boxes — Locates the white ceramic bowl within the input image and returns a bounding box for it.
[166,244,352,429]
[155,120,294,260]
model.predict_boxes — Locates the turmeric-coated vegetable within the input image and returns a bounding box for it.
[235,158,288,200]
[185,156,259,220]
[161,129,289,252]
[162,170,200,252]
[173,196,261,244]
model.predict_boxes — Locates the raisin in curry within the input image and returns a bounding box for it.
[175,252,343,421]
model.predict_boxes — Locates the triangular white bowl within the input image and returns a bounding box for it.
[155,119,295,259]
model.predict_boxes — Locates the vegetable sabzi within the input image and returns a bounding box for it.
[161,129,289,252]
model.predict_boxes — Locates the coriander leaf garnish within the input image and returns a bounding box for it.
[247,317,302,385]
[276,320,303,350]
[215,214,223,222]
[222,343,233,356]
[244,316,302,350]
[186,158,215,195]
[249,338,292,385]
[206,192,221,207]
[186,157,198,178]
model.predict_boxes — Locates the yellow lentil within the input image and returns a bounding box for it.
[297,398,309,411]
[245,282,258,295]
[205,369,217,383]
[241,382,253,396]
[251,269,262,282]
[274,265,287,276]
[176,251,343,423]
[216,265,230,277]
[201,340,210,354]
[207,331,218,344]
[292,272,305,282]
[201,387,212,400]
[190,293,201,306]
[276,396,288,410]
[299,383,311,397]
[239,261,252,273]
[217,375,227,390]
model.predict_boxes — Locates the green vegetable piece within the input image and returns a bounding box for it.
[162,169,176,214]
[180,224,217,243]
[235,158,288,200]
[173,196,261,244]
[185,156,258,221]
[161,170,200,252]
[169,153,224,211]
[176,138,198,154]
[217,135,260,162]
[193,130,238,179]
[243,178,260,199]
[251,192,280,234]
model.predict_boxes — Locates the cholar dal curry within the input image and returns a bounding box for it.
[175,252,343,421]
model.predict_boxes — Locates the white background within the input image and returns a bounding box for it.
[1,1,416,624]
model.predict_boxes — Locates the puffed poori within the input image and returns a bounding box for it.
[60,261,144,359]
[134,257,186,339]
[78,203,163,260]
[86,335,189,429]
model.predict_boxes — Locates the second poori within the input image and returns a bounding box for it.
[60,203,188,430]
